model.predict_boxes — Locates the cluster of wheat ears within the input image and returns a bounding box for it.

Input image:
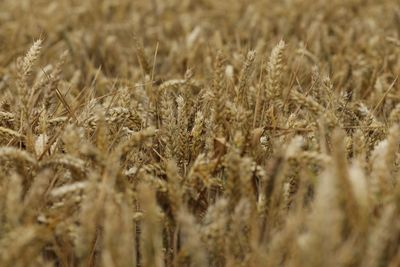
[2,0,400,266]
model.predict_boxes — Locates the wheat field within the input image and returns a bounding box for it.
[1,0,400,266]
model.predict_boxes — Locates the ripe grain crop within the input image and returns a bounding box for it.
[1,0,400,266]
